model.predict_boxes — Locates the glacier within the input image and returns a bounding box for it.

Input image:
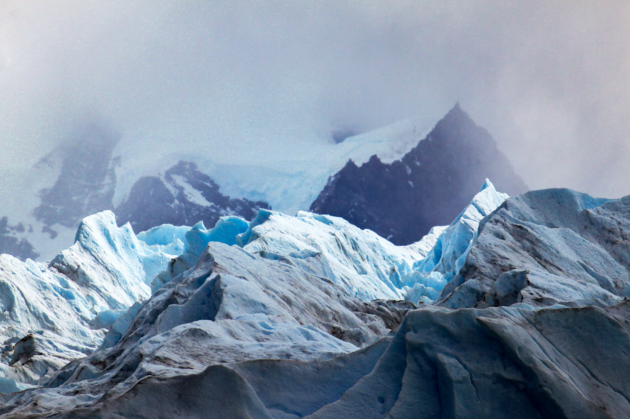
[2,182,630,418]
[1,186,630,418]
[438,188,630,309]
[0,212,187,392]
[0,178,506,396]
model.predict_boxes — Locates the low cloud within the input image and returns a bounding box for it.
[0,0,628,196]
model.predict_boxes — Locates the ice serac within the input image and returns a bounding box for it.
[0,241,414,416]
[238,210,431,301]
[402,179,508,303]
[438,188,630,309]
[310,104,528,245]
[0,211,183,392]
[153,209,437,301]
[115,161,269,234]
[149,189,503,306]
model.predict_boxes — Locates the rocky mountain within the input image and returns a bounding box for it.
[115,161,269,234]
[310,104,528,245]
[33,124,120,232]
[0,113,437,262]
[0,128,269,262]
[0,218,37,260]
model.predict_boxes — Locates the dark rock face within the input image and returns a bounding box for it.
[0,123,121,261]
[0,217,38,260]
[116,161,270,233]
[33,124,120,231]
[310,104,528,245]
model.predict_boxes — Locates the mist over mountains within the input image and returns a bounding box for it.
[1,0,629,200]
[0,105,525,261]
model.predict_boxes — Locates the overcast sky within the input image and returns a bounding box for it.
[1,0,629,197]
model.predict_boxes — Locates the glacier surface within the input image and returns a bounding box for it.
[438,188,630,309]
[152,179,509,303]
[2,186,630,418]
[0,177,508,395]
[0,212,186,392]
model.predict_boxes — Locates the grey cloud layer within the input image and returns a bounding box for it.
[0,0,628,196]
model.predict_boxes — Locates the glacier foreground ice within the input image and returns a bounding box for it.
[3,230,630,418]
[1,187,630,417]
[0,241,414,416]
[438,188,629,308]
[0,212,185,392]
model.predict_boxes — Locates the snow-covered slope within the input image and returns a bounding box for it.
[310,104,528,245]
[0,212,186,392]
[198,116,438,216]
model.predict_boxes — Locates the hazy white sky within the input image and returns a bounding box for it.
[1,0,629,197]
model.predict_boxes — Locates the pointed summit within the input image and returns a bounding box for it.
[310,107,528,245]
[445,101,465,118]
[480,178,494,192]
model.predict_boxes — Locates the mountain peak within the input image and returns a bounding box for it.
[440,101,474,127]
[310,106,528,244]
